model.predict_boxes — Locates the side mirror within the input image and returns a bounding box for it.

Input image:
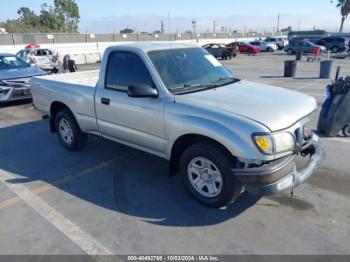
[128,84,158,98]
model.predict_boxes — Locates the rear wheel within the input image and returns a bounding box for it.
[287,49,294,55]
[267,47,273,52]
[180,142,242,208]
[248,48,253,54]
[331,46,340,53]
[55,109,87,150]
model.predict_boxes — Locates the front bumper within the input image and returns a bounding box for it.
[232,134,324,196]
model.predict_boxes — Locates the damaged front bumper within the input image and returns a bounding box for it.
[232,134,324,196]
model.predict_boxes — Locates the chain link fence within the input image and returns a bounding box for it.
[0,32,273,45]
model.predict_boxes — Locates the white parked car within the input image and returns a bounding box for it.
[16,44,61,73]
[264,37,289,50]
[250,41,278,52]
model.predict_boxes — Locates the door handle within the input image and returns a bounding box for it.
[101,97,110,105]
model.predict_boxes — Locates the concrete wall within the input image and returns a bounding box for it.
[0,32,273,45]
[0,37,268,65]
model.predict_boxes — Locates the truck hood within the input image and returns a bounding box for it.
[174,80,317,131]
[0,66,46,80]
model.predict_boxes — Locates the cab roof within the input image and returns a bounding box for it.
[107,41,199,53]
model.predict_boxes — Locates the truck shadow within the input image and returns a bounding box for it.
[0,120,260,227]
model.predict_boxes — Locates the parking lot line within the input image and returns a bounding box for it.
[32,158,119,195]
[0,195,23,209]
[0,158,119,210]
[0,168,114,255]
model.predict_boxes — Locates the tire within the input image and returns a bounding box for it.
[331,46,339,53]
[267,47,273,52]
[248,48,253,54]
[179,142,242,208]
[55,109,87,150]
[62,55,71,70]
[342,124,350,137]
[287,49,294,55]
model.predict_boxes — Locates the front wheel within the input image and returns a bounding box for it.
[180,142,242,208]
[55,109,87,150]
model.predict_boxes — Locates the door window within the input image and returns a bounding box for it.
[105,51,154,92]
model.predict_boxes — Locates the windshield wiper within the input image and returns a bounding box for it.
[169,83,217,93]
[211,77,237,86]
[169,77,238,94]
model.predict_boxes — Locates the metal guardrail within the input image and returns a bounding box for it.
[0,32,278,45]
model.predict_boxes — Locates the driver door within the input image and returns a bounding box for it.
[95,51,165,156]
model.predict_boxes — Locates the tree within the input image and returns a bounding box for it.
[332,0,350,32]
[0,0,80,33]
[40,3,65,32]
[120,28,134,34]
[281,26,293,34]
[53,0,80,32]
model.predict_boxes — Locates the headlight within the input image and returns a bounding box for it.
[0,82,11,96]
[273,133,295,153]
[253,132,295,155]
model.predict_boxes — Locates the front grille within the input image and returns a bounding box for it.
[294,127,304,146]
[11,89,31,98]
[2,79,31,99]
[4,80,30,89]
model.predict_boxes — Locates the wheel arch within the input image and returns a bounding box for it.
[168,134,237,176]
[49,101,74,133]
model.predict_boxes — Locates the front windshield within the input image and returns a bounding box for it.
[148,48,236,94]
[0,56,28,69]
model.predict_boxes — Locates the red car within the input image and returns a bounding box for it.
[227,42,260,54]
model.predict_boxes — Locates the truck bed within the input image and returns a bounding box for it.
[35,70,99,87]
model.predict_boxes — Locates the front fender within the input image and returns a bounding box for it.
[165,113,270,161]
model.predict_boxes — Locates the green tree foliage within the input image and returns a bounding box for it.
[332,0,350,32]
[0,0,80,33]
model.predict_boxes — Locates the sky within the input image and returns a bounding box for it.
[0,0,348,33]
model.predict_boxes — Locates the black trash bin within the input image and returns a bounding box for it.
[318,76,350,137]
[284,60,297,77]
[296,51,303,61]
[320,60,334,79]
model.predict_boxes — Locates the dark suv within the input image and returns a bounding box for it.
[284,41,326,55]
[317,37,349,53]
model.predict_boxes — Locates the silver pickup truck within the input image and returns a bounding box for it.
[31,42,323,207]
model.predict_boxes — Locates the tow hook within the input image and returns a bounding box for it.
[300,145,316,158]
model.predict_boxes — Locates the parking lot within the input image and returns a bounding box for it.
[0,51,349,255]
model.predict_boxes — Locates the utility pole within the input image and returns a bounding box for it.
[298,21,301,31]
[161,20,164,34]
[168,13,171,34]
[192,20,197,35]
[213,20,216,33]
[277,13,280,33]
